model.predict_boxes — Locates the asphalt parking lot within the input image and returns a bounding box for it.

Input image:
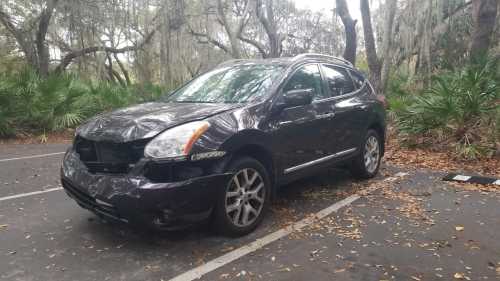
[1,144,499,281]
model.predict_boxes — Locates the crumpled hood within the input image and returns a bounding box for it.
[76,102,240,142]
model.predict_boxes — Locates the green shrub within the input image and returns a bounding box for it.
[390,58,499,159]
[0,68,168,138]
[385,72,420,120]
[0,77,16,136]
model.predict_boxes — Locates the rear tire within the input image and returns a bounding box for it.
[213,156,271,237]
[350,129,382,179]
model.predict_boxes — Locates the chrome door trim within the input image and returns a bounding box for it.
[284,147,357,174]
[316,112,335,119]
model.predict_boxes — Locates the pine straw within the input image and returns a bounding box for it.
[385,132,500,177]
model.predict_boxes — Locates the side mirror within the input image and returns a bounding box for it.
[283,88,313,108]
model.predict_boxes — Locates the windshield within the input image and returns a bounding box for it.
[163,64,284,103]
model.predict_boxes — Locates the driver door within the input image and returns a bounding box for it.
[269,64,335,176]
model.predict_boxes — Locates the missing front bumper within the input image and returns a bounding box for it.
[61,150,232,229]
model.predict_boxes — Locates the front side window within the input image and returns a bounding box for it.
[349,70,366,89]
[163,64,284,103]
[321,65,355,96]
[283,64,327,100]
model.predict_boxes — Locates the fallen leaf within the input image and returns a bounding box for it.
[334,268,346,273]
[411,276,421,281]
[220,246,234,252]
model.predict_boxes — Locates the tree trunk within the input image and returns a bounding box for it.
[229,33,242,59]
[336,0,357,65]
[35,0,59,77]
[360,0,382,93]
[256,0,282,58]
[422,0,433,85]
[113,53,131,85]
[0,0,58,76]
[379,0,398,94]
[191,0,251,58]
[160,4,169,85]
[469,0,498,61]
[216,0,247,58]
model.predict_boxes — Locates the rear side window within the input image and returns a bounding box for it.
[283,64,327,101]
[321,65,355,96]
[349,70,366,89]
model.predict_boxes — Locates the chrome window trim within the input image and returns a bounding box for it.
[311,86,363,103]
[320,63,363,100]
[284,147,357,174]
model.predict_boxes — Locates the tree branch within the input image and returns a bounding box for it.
[188,27,231,54]
[239,35,268,57]
[394,1,473,66]
[235,0,251,36]
[55,28,157,73]
[0,9,35,61]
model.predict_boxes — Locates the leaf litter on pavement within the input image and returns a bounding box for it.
[211,150,498,280]
[251,165,499,280]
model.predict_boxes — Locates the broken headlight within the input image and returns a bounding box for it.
[144,121,210,159]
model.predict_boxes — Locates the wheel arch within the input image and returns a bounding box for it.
[367,121,386,155]
[220,130,277,198]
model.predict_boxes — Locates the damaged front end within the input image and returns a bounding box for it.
[61,140,232,229]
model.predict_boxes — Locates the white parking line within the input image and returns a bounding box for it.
[0,187,63,202]
[0,151,65,163]
[169,172,407,281]
[170,195,359,281]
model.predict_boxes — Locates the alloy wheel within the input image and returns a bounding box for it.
[225,168,266,227]
[364,135,380,174]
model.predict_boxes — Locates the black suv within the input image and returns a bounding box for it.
[61,53,386,236]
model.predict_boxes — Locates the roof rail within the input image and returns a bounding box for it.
[217,59,249,67]
[292,53,353,66]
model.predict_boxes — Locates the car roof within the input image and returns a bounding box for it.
[217,53,354,70]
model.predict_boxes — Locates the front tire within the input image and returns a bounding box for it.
[213,157,271,236]
[350,129,382,179]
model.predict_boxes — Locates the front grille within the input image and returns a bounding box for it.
[74,136,149,174]
[85,162,132,174]
[61,178,123,221]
